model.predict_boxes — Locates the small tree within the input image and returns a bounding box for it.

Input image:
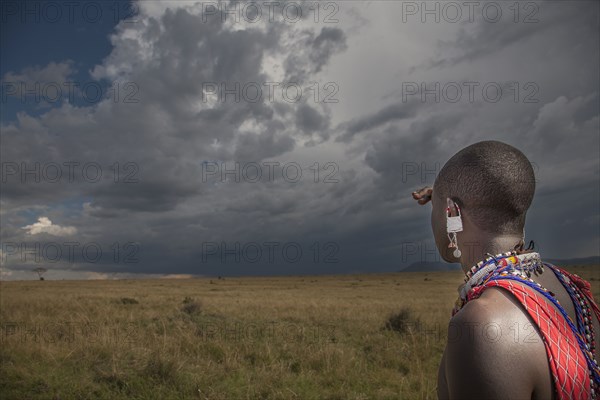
[33,267,47,281]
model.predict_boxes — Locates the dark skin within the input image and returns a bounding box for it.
[412,186,600,400]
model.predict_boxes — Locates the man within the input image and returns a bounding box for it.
[412,141,600,399]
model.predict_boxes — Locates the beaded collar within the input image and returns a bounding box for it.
[457,251,544,308]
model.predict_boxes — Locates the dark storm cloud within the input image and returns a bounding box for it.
[337,101,419,142]
[89,179,200,213]
[0,1,353,279]
[295,103,328,134]
[364,111,464,180]
[233,128,296,161]
[1,2,343,207]
[310,27,348,73]
[1,0,598,280]
[283,26,347,82]
[413,1,593,71]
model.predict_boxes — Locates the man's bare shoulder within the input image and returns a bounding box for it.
[454,286,521,322]
[449,286,543,353]
[455,287,506,317]
[444,288,547,399]
[448,289,519,359]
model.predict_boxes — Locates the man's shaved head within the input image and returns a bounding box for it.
[433,141,536,235]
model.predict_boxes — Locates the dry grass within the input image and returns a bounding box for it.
[0,266,597,399]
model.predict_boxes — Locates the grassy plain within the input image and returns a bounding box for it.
[1,266,598,399]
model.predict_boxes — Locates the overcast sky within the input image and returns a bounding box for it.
[1,0,598,280]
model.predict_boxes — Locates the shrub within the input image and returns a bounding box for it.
[181,298,202,315]
[384,307,421,335]
[119,297,139,305]
[144,352,178,383]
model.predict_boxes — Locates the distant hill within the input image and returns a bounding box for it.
[544,256,600,266]
[401,261,461,272]
[400,256,599,273]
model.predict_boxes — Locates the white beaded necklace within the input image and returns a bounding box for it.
[459,251,544,302]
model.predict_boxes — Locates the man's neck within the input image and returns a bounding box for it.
[458,233,524,275]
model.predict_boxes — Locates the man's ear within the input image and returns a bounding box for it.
[446,198,459,216]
